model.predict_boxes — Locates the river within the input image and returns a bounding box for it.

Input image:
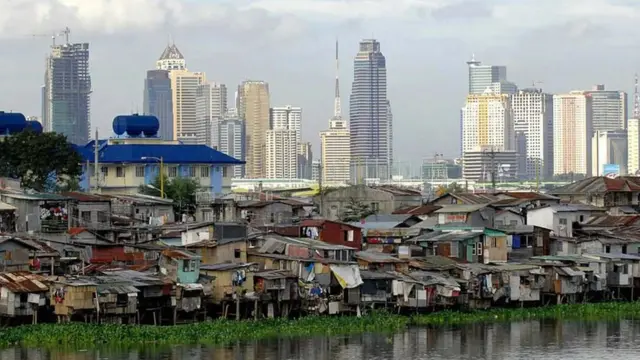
[3,319,640,359]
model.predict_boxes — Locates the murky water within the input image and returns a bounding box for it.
[3,319,640,359]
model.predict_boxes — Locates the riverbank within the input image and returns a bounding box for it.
[3,302,640,348]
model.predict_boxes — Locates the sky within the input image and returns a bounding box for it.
[1,0,640,170]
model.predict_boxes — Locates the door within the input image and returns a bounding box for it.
[437,243,451,257]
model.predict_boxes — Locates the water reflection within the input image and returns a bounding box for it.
[3,319,640,360]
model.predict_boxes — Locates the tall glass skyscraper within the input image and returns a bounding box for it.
[349,39,392,182]
[143,70,173,140]
[44,38,92,144]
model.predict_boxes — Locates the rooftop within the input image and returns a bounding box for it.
[527,204,606,213]
[158,43,184,60]
[393,204,442,215]
[61,191,110,202]
[434,204,489,213]
[431,193,498,205]
[75,141,243,165]
[550,177,640,195]
[0,189,70,202]
[0,272,50,293]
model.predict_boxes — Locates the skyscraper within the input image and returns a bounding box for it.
[511,88,554,179]
[553,91,593,176]
[196,83,227,148]
[43,30,91,144]
[218,111,245,178]
[591,130,627,176]
[270,106,302,143]
[350,39,391,182]
[628,118,640,174]
[170,70,206,144]
[156,43,186,71]
[461,89,514,153]
[297,142,313,179]
[237,81,270,178]
[321,39,351,185]
[466,55,516,95]
[143,70,173,140]
[266,106,301,179]
[585,84,627,132]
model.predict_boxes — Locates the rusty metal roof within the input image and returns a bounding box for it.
[393,205,442,215]
[162,248,200,260]
[0,271,50,293]
[61,192,110,202]
[550,176,640,195]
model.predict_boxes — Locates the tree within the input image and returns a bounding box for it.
[0,130,82,192]
[435,182,465,197]
[339,197,376,222]
[139,174,201,215]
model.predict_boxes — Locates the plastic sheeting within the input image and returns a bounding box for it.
[329,265,363,289]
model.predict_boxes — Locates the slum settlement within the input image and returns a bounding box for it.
[2,178,640,324]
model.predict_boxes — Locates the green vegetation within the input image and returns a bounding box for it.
[340,197,377,222]
[138,174,200,214]
[0,130,82,191]
[3,302,640,348]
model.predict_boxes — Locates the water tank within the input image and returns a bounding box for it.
[0,112,27,134]
[112,114,160,137]
[26,121,43,134]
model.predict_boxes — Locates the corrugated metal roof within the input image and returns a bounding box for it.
[0,272,50,293]
[355,251,405,263]
[61,192,110,202]
[393,205,442,215]
[0,201,16,211]
[200,262,257,271]
[435,204,490,213]
[254,269,296,280]
[550,177,640,195]
[162,248,200,260]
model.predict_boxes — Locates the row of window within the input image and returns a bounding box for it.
[101,166,228,178]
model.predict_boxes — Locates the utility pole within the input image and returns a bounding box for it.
[484,148,497,193]
[93,129,99,192]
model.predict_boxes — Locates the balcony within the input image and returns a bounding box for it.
[40,219,68,233]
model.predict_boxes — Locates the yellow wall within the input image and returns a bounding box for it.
[196,242,247,265]
[202,269,254,303]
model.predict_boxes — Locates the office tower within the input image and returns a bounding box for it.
[350,39,391,182]
[592,130,627,176]
[462,146,519,181]
[466,55,516,95]
[156,43,186,71]
[297,142,313,179]
[270,106,302,143]
[585,85,627,132]
[143,70,173,140]
[387,100,393,171]
[40,85,46,130]
[218,111,245,178]
[43,30,91,144]
[321,39,351,184]
[312,159,321,182]
[266,129,297,179]
[511,88,554,179]
[196,83,227,148]
[461,89,514,153]
[553,91,593,176]
[629,119,640,175]
[170,70,206,144]
[237,81,270,178]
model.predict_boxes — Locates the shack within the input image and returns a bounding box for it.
[0,272,50,324]
[200,262,258,319]
[254,269,298,318]
[51,278,98,322]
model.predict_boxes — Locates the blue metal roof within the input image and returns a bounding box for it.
[76,142,244,165]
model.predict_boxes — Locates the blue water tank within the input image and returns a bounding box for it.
[0,112,27,134]
[112,114,160,137]
[26,121,43,134]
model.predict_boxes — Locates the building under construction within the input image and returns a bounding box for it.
[43,29,92,145]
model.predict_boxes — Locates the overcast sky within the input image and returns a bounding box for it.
[1,0,640,168]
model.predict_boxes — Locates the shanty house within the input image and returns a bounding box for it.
[0,272,50,321]
[159,249,202,284]
[548,176,640,207]
[0,191,70,233]
[434,204,495,227]
[527,204,606,237]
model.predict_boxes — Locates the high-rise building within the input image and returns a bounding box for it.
[237,81,270,178]
[297,142,313,179]
[461,89,514,153]
[592,130,627,176]
[311,159,321,182]
[218,111,245,178]
[350,39,391,182]
[170,70,206,144]
[466,55,516,95]
[511,88,554,179]
[156,43,186,71]
[553,91,593,176]
[321,39,350,184]
[43,32,91,144]
[585,85,627,132]
[629,118,640,175]
[196,83,227,148]
[266,129,297,179]
[270,106,301,143]
[143,69,173,140]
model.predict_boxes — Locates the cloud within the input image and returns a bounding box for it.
[430,1,493,20]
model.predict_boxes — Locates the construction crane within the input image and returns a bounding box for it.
[531,80,543,88]
[29,27,71,46]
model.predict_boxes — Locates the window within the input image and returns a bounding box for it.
[472,244,476,256]
[509,220,518,226]
[168,167,177,177]
[559,218,567,225]
[189,166,196,177]
[605,245,611,253]
[495,220,504,226]
[183,260,190,272]
[116,167,124,178]
[100,166,108,177]
[135,166,145,177]
[476,242,483,255]
[622,245,628,254]
[200,166,210,178]
[234,249,241,258]
[579,215,584,222]
[81,211,91,223]
[370,202,379,212]
[189,260,196,271]
[450,242,459,258]
[223,166,229,178]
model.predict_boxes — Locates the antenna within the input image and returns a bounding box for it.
[62,27,70,44]
[333,38,341,118]
[634,73,639,119]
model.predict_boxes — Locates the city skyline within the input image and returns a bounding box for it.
[3,1,640,167]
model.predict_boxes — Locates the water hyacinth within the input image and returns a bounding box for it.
[2,302,640,348]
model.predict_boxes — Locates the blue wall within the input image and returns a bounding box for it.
[144,164,159,185]
[79,165,90,191]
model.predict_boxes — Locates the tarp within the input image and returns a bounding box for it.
[329,265,363,289]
